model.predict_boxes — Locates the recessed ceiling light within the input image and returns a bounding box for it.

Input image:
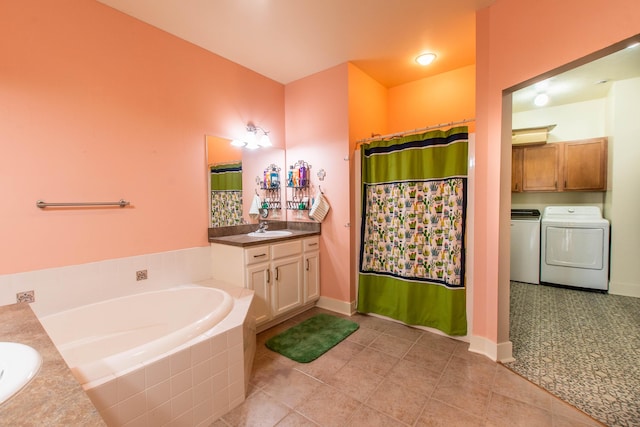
[416,53,436,66]
[534,93,549,107]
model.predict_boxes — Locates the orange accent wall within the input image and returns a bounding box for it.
[475,0,640,344]
[388,65,476,134]
[1,0,284,274]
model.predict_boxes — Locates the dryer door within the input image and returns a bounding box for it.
[544,226,604,270]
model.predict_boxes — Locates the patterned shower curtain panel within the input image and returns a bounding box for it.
[358,126,468,336]
[211,162,244,227]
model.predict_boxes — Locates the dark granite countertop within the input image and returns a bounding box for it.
[208,221,320,247]
[0,303,105,426]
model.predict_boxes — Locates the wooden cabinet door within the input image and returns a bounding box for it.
[271,256,303,316]
[563,138,607,191]
[511,147,523,192]
[246,263,271,325]
[303,251,320,303]
[522,144,560,191]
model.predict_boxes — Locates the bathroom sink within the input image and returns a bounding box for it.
[247,230,293,238]
[0,342,42,405]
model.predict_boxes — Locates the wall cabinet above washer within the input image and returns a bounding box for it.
[511,137,607,192]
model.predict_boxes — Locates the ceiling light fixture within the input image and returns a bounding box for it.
[230,123,272,149]
[415,53,436,66]
[534,93,549,107]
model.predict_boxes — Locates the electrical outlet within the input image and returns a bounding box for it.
[16,290,35,303]
[136,270,148,281]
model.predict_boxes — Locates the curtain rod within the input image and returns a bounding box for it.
[355,118,475,145]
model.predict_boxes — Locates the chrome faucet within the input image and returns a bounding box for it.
[257,221,269,233]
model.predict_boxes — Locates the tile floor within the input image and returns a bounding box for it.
[214,308,604,426]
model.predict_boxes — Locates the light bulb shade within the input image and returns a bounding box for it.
[245,129,257,145]
[245,141,259,150]
[259,133,272,147]
[230,139,245,147]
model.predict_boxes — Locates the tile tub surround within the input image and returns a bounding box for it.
[0,246,213,317]
[0,303,105,426]
[216,307,605,427]
[85,280,256,426]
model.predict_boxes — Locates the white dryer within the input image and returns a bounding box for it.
[541,206,610,291]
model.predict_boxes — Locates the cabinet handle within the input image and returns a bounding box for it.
[515,183,518,191]
[266,269,270,283]
[308,242,318,247]
[275,267,279,281]
[253,253,267,258]
[306,259,310,271]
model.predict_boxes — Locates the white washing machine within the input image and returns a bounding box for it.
[541,206,610,291]
[510,209,541,284]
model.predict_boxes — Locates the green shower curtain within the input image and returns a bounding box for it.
[357,126,468,336]
[210,162,243,227]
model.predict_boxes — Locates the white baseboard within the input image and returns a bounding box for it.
[608,281,640,298]
[469,335,514,363]
[315,296,355,316]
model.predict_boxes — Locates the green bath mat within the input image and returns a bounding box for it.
[265,313,359,363]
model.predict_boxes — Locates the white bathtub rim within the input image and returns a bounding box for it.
[80,283,254,390]
[40,284,234,388]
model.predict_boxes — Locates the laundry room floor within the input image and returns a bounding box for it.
[507,281,640,426]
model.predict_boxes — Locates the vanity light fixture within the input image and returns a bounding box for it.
[231,123,272,149]
[415,52,437,66]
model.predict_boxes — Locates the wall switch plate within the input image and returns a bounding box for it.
[136,270,148,281]
[16,290,35,303]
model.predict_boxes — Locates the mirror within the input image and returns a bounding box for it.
[206,135,285,227]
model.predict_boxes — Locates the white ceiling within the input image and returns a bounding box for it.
[512,42,640,113]
[96,0,494,88]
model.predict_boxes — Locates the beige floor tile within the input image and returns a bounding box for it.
[347,405,407,426]
[416,332,459,354]
[347,347,399,377]
[324,363,385,402]
[352,314,391,331]
[294,384,362,427]
[221,390,289,427]
[382,321,425,342]
[485,392,553,427]
[366,377,429,425]
[369,333,414,358]
[386,358,441,396]
[416,398,484,427]
[325,338,365,362]
[249,354,293,389]
[431,371,492,418]
[550,398,605,426]
[444,353,498,386]
[261,368,322,409]
[295,351,350,382]
[402,343,451,372]
[274,411,318,426]
[346,326,381,346]
[493,365,552,411]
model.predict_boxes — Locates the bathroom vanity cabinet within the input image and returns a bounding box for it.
[210,235,320,332]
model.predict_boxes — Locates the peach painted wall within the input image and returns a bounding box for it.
[474,0,640,345]
[285,65,351,303]
[388,65,476,134]
[1,0,284,274]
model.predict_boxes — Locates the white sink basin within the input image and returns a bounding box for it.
[247,230,293,238]
[0,342,42,405]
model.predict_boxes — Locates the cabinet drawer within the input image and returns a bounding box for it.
[271,240,302,260]
[245,245,270,265]
[303,237,320,251]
